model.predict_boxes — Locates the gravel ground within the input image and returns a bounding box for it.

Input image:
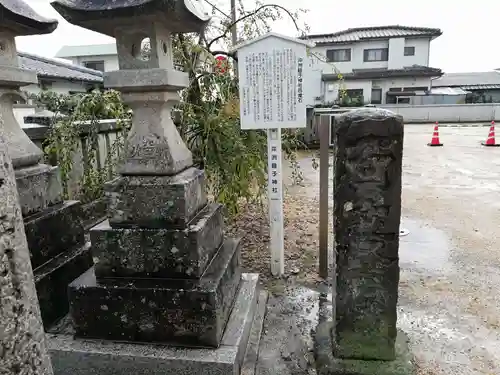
[229,124,500,375]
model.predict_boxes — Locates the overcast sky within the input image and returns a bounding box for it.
[15,0,500,73]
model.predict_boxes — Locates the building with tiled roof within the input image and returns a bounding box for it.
[54,43,119,72]
[18,51,103,95]
[303,25,444,106]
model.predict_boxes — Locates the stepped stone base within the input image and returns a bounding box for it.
[25,200,85,269]
[314,321,416,375]
[68,238,241,347]
[24,199,89,327]
[47,274,268,375]
[16,163,62,216]
[34,243,92,327]
[106,167,207,229]
[91,202,224,279]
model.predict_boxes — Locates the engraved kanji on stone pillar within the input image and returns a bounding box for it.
[0,0,61,217]
[0,117,53,374]
[332,108,404,361]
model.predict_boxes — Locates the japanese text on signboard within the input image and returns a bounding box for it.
[268,129,281,200]
[241,48,304,128]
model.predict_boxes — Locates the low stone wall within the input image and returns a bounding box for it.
[13,103,37,124]
[379,103,500,124]
[23,118,126,200]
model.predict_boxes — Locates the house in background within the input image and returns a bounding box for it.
[55,43,118,72]
[432,71,500,103]
[14,52,103,124]
[19,52,103,95]
[303,25,444,106]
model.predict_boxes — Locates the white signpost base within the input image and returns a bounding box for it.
[267,128,284,277]
[231,32,315,277]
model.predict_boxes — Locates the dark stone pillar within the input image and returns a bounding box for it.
[0,0,91,330]
[333,108,403,361]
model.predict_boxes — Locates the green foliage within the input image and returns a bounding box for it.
[38,2,318,214]
[171,1,311,214]
[39,90,131,203]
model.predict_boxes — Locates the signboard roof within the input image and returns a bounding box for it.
[230,31,315,53]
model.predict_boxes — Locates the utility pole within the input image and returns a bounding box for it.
[230,0,237,74]
[230,0,237,46]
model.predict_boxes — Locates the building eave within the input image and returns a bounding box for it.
[38,75,103,84]
[303,25,442,46]
[322,67,443,81]
[312,34,439,47]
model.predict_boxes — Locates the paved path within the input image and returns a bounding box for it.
[257,124,500,375]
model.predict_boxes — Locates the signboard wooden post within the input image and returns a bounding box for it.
[231,32,315,277]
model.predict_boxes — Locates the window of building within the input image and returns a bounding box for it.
[83,60,105,72]
[363,48,389,62]
[344,89,363,98]
[338,89,364,106]
[404,46,415,56]
[371,88,382,104]
[326,48,351,62]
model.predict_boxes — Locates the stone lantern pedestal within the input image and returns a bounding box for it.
[0,1,91,330]
[46,1,267,374]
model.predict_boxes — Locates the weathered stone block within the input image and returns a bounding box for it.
[24,200,85,269]
[81,197,108,230]
[91,202,224,279]
[34,243,92,328]
[68,238,241,348]
[46,275,267,375]
[315,321,415,375]
[106,167,207,229]
[15,163,62,216]
[333,108,403,361]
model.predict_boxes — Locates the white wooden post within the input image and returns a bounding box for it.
[231,32,315,277]
[267,128,284,276]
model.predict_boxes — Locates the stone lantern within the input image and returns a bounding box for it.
[0,2,58,374]
[0,0,91,333]
[48,2,266,374]
[0,0,61,216]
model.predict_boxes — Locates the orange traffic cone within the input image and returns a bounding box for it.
[481,121,500,147]
[427,122,443,147]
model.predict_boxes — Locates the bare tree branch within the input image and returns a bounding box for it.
[206,4,301,51]
[210,50,237,60]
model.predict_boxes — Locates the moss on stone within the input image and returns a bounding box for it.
[315,321,416,375]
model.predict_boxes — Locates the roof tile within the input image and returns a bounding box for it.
[305,25,442,44]
[18,52,103,83]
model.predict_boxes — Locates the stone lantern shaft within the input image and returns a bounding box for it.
[0,1,62,217]
[0,1,58,374]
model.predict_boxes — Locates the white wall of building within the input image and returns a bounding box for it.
[304,37,433,106]
[68,54,119,72]
[380,103,500,123]
[24,79,94,96]
[310,37,431,74]
[323,76,432,104]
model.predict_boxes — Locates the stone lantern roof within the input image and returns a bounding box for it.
[0,0,58,35]
[50,0,211,36]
